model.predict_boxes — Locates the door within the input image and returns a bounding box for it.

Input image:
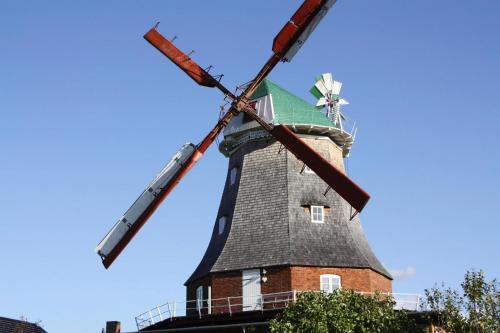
[242,269,262,311]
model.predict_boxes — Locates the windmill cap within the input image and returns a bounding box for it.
[220,79,355,157]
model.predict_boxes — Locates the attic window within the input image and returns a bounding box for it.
[311,206,324,223]
[304,166,315,174]
[218,216,226,235]
[230,167,238,186]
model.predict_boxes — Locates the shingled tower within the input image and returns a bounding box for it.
[185,79,392,312]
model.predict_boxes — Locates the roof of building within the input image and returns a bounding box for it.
[187,138,391,285]
[221,80,354,157]
[251,80,335,128]
[0,317,47,333]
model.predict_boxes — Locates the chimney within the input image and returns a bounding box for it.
[105,321,121,333]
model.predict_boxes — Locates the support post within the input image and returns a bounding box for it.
[208,286,212,315]
[157,306,163,321]
[148,310,154,325]
[166,302,172,320]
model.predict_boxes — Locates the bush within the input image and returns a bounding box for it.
[270,290,421,333]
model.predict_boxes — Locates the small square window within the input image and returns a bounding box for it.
[311,206,324,223]
[218,216,226,235]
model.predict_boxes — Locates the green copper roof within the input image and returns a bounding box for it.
[251,79,336,128]
[221,79,354,157]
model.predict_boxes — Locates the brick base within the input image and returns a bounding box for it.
[186,265,392,314]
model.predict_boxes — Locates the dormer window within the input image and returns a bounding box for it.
[218,216,226,235]
[230,167,238,186]
[311,206,324,223]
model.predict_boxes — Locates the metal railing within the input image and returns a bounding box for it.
[358,292,421,311]
[135,291,294,330]
[135,291,420,330]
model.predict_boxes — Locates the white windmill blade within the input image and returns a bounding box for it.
[332,80,342,95]
[322,73,334,91]
[338,98,349,105]
[316,97,327,107]
[314,79,329,96]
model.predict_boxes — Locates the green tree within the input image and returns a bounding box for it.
[424,270,499,333]
[270,290,421,333]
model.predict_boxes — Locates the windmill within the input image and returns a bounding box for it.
[96,0,370,269]
[310,73,349,130]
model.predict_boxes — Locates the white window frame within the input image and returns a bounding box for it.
[320,274,341,294]
[218,216,226,235]
[311,205,324,223]
[230,167,238,186]
[196,285,203,311]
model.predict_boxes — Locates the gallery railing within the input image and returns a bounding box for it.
[135,290,421,330]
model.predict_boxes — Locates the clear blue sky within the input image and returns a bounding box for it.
[1,1,499,332]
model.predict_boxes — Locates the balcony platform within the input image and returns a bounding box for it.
[135,291,421,332]
[139,309,280,332]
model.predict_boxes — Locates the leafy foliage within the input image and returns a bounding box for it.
[424,270,499,333]
[270,290,421,333]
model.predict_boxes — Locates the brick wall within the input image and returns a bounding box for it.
[211,271,243,313]
[186,275,212,315]
[186,265,392,311]
[261,266,292,295]
[290,266,391,293]
[211,271,242,299]
[368,269,393,293]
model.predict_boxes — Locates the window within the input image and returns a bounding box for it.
[196,286,203,311]
[230,167,238,185]
[320,274,341,293]
[311,206,324,223]
[304,166,315,174]
[218,216,226,235]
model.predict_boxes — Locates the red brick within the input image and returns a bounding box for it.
[186,265,392,313]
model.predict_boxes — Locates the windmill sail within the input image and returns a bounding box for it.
[144,29,218,88]
[96,143,200,268]
[96,106,236,268]
[273,0,337,62]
